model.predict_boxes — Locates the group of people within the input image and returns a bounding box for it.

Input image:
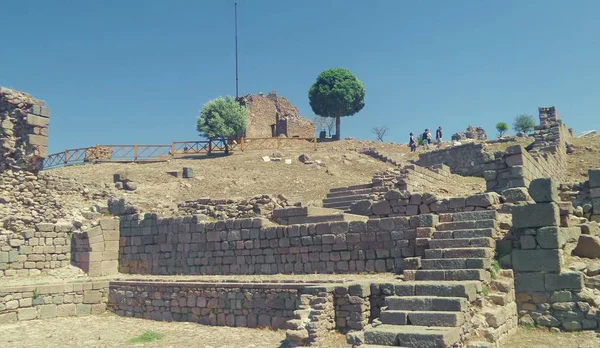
[409,126,443,152]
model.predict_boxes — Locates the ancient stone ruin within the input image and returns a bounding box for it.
[237,91,315,138]
[2,87,600,348]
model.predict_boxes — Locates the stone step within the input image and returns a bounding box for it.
[323,193,370,204]
[394,281,481,302]
[404,269,489,281]
[432,228,496,239]
[322,201,352,210]
[272,206,344,218]
[355,345,411,348]
[447,211,498,222]
[329,183,373,193]
[363,324,461,347]
[421,258,491,270]
[281,213,368,225]
[326,188,373,198]
[425,248,493,259]
[385,296,467,312]
[428,237,495,249]
[380,310,464,327]
[435,220,497,231]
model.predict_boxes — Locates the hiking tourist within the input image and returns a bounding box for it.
[436,126,443,149]
[409,132,417,152]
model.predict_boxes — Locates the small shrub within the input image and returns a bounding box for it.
[481,286,489,296]
[513,114,536,134]
[491,260,501,279]
[128,331,164,344]
[33,289,39,300]
[495,122,509,137]
[521,323,536,330]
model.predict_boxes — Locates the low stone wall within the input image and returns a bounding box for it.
[118,214,433,276]
[485,145,566,192]
[109,280,301,329]
[591,169,600,222]
[351,190,501,218]
[177,194,292,219]
[0,280,109,323]
[415,142,493,177]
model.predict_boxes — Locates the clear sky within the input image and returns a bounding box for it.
[2,0,599,154]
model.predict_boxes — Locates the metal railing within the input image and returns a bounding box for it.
[42,137,317,169]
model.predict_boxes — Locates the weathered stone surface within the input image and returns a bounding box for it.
[545,272,584,291]
[513,203,559,229]
[528,178,558,203]
[371,201,391,216]
[350,200,372,216]
[512,249,562,273]
[535,314,560,327]
[536,226,565,249]
[573,235,600,258]
[589,169,600,188]
[520,235,537,249]
[501,188,531,203]
[515,272,545,292]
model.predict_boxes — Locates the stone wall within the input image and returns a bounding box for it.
[0,280,109,323]
[238,91,315,138]
[0,87,49,172]
[118,214,433,276]
[109,280,301,329]
[485,144,566,193]
[72,218,120,277]
[177,194,292,219]
[507,178,600,330]
[351,190,501,218]
[590,169,600,222]
[1,221,73,277]
[415,143,493,177]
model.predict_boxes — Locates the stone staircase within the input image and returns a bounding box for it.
[323,171,397,211]
[397,164,477,194]
[351,211,509,348]
[272,206,368,225]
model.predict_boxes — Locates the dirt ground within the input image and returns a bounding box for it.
[0,313,348,348]
[1,314,599,348]
[565,134,600,182]
[48,138,527,215]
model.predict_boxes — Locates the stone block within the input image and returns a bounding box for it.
[514,272,545,292]
[26,114,49,127]
[39,304,57,319]
[536,226,565,249]
[99,219,119,230]
[528,178,558,203]
[17,307,38,321]
[573,235,600,258]
[76,304,91,316]
[545,272,583,291]
[372,201,391,215]
[589,169,600,188]
[83,290,103,304]
[513,203,559,229]
[501,188,531,203]
[27,134,47,146]
[57,303,77,317]
[512,249,562,273]
[520,235,537,249]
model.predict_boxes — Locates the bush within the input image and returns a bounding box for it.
[513,114,536,134]
[496,122,509,137]
[197,96,247,139]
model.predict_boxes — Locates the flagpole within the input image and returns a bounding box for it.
[235,2,239,98]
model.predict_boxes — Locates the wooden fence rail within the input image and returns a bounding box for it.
[42,137,317,169]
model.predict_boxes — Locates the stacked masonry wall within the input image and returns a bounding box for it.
[117,214,440,275]
[415,143,492,177]
[509,178,599,331]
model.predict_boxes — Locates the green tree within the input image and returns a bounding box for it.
[197,96,248,139]
[496,122,509,137]
[513,114,536,134]
[308,68,366,140]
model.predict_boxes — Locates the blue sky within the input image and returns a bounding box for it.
[2,0,599,154]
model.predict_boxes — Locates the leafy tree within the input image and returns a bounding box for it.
[513,114,536,134]
[197,96,247,139]
[496,122,509,137]
[372,125,389,142]
[308,68,366,140]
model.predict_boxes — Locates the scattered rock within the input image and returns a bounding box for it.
[573,235,600,258]
[123,181,137,191]
[262,156,271,162]
[298,154,310,163]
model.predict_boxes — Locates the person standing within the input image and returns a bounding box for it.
[409,132,417,152]
[423,129,432,150]
[436,126,443,149]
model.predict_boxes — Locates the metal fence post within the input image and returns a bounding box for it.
[134,145,138,160]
